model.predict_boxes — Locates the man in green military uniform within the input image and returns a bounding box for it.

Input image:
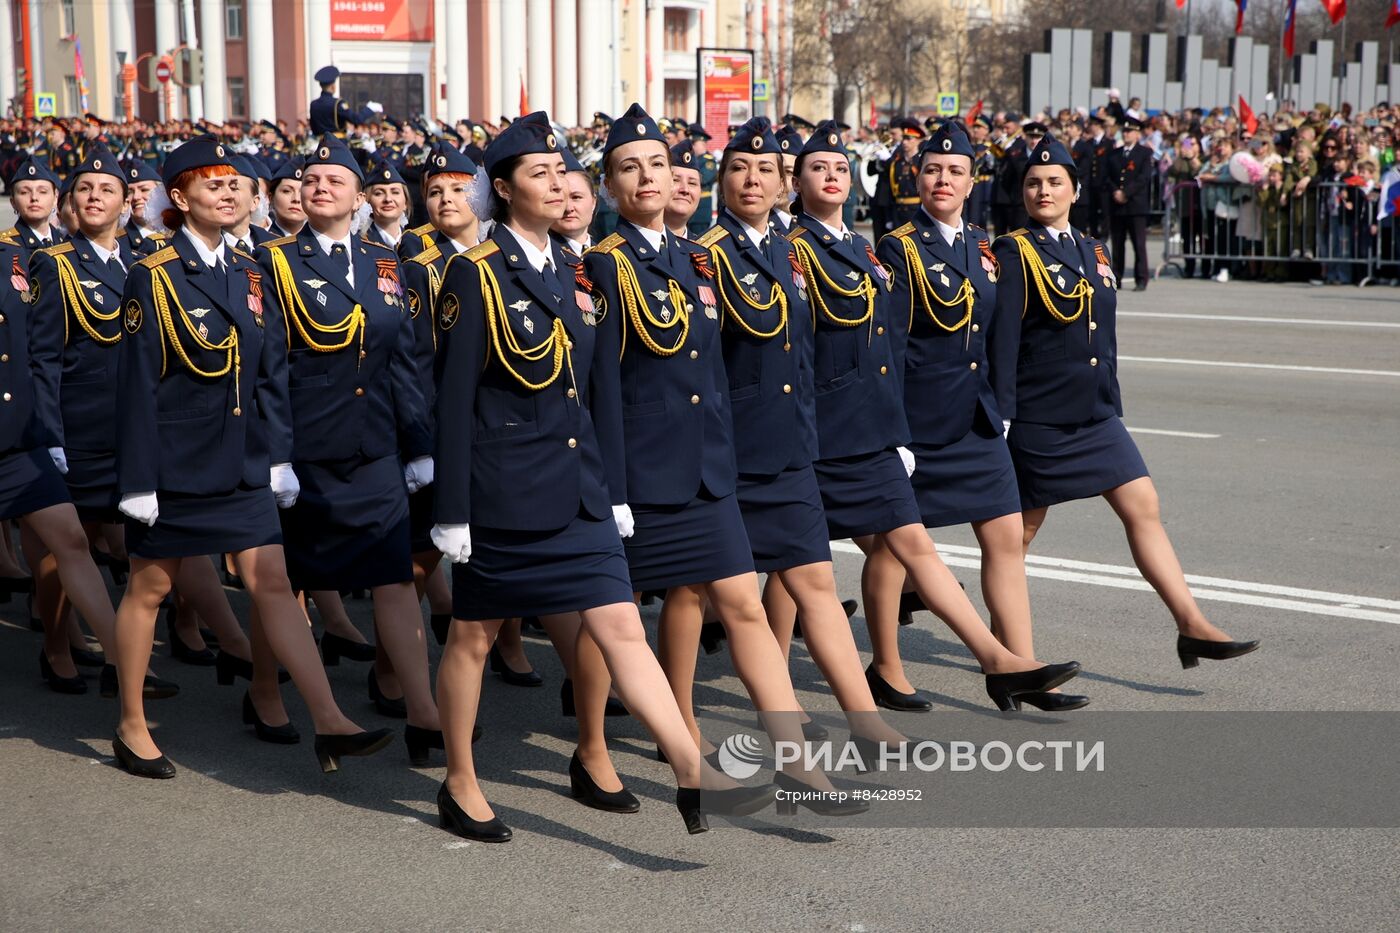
[687,124,717,237]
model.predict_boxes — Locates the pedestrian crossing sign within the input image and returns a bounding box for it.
[754,79,770,102]
[34,93,56,117]
[937,93,959,116]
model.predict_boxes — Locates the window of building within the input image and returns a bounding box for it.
[226,0,245,39]
[63,75,79,113]
[665,80,690,120]
[228,76,247,119]
[664,9,689,52]
[60,0,76,36]
[340,73,424,127]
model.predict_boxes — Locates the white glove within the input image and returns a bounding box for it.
[404,456,435,494]
[269,462,300,509]
[365,101,383,114]
[431,524,473,563]
[119,491,159,527]
[896,446,915,478]
[612,504,635,539]
[1002,420,1012,439]
[47,447,68,475]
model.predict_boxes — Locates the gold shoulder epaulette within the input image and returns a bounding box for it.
[409,244,442,265]
[465,240,499,263]
[138,245,179,268]
[1000,228,1029,240]
[262,234,297,248]
[363,238,396,253]
[785,225,808,243]
[587,232,625,255]
[890,222,916,239]
[409,222,434,237]
[40,241,75,257]
[0,226,19,241]
[696,226,729,248]
[232,247,256,262]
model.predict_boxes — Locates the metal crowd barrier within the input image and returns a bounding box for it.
[1159,178,1398,286]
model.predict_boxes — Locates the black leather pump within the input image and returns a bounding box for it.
[489,644,542,687]
[242,692,300,744]
[568,751,640,813]
[39,651,86,695]
[1177,634,1260,669]
[985,661,1081,712]
[319,632,376,666]
[313,728,394,773]
[865,664,933,712]
[675,784,773,834]
[113,735,176,779]
[437,783,512,842]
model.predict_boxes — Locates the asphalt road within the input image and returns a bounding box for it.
[2,230,1398,931]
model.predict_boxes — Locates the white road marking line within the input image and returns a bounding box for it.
[828,542,1400,625]
[1126,427,1221,439]
[1119,355,1400,378]
[1121,311,1400,329]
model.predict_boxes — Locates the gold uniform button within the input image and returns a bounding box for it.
[1089,321,1098,331]
[876,326,885,335]
[689,350,698,360]
[782,384,792,394]
[359,350,367,359]
[566,340,574,350]
[969,361,978,371]
[354,387,365,396]
[690,394,700,405]
[1089,357,1099,366]
[880,366,888,375]
[971,323,980,333]
[0,314,6,323]
[567,438,578,448]
[2,392,10,402]
[566,387,577,399]
[0,354,8,362]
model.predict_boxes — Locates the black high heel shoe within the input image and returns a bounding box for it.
[405,724,445,766]
[167,612,216,666]
[39,650,87,694]
[792,598,858,641]
[1177,634,1260,669]
[430,613,451,646]
[0,573,33,599]
[1016,692,1090,712]
[99,663,179,700]
[897,590,928,626]
[112,735,176,779]
[320,632,376,666]
[559,678,628,717]
[26,592,41,631]
[242,692,300,744]
[699,620,726,654]
[215,649,291,686]
[368,668,407,718]
[220,558,245,590]
[865,664,933,712]
[437,783,512,842]
[569,751,640,813]
[985,661,1081,712]
[313,728,394,773]
[753,713,829,743]
[70,645,105,668]
[772,771,870,817]
[489,644,543,687]
[674,784,774,834]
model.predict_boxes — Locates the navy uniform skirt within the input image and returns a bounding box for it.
[64,448,121,524]
[408,485,436,554]
[909,412,1023,528]
[1008,417,1150,511]
[0,447,72,521]
[813,448,922,539]
[624,490,755,592]
[452,512,635,621]
[735,464,832,573]
[126,484,281,560]
[281,453,413,591]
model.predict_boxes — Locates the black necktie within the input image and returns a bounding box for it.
[209,260,227,284]
[105,255,124,276]
[330,242,351,284]
[1059,232,1074,250]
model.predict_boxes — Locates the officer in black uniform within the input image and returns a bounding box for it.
[1107,115,1153,290]
[5,157,66,252]
[308,65,376,139]
[256,119,290,176]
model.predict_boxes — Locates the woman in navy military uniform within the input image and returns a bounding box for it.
[266,158,306,239]
[432,112,771,842]
[111,136,393,778]
[5,156,66,253]
[760,122,1082,712]
[360,158,410,250]
[584,104,859,815]
[399,144,480,656]
[990,136,1259,670]
[121,159,168,257]
[258,135,444,764]
[222,155,277,255]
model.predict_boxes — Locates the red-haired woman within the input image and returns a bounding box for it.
[112,137,392,779]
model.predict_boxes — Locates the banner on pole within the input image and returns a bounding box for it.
[697,48,754,132]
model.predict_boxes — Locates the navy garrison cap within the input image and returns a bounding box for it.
[775,124,803,155]
[270,157,304,188]
[10,155,60,187]
[725,117,781,155]
[160,135,236,185]
[798,120,846,158]
[366,158,407,187]
[423,144,477,180]
[1028,135,1077,178]
[483,111,561,178]
[303,134,365,181]
[669,140,699,170]
[69,143,127,188]
[561,146,586,173]
[231,153,270,183]
[125,160,162,184]
[921,121,975,159]
[688,124,712,140]
[314,65,340,85]
[602,102,667,159]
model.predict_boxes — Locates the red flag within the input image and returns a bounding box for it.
[1321,0,1346,24]
[1235,0,1248,34]
[868,97,877,130]
[1176,0,1185,7]
[519,71,528,117]
[1237,95,1258,137]
[1283,0,1298,57]
[1389,0,1400,28]
[965,99,983,125]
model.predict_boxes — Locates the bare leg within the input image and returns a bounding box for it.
[233,545,363,735]
[371,581,440,728]
[308,589,369,643]
[860,536,916,692]
[21,504,116,656]
[972,513,1036,659]
[550,612,624,792]
[1102,477,1235,641]
[439,618,504,820]
[493,617,534,674]
[761,574,798,660]
[172,556,252,658]
[657,585,707,750]
[113,557,179,759]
